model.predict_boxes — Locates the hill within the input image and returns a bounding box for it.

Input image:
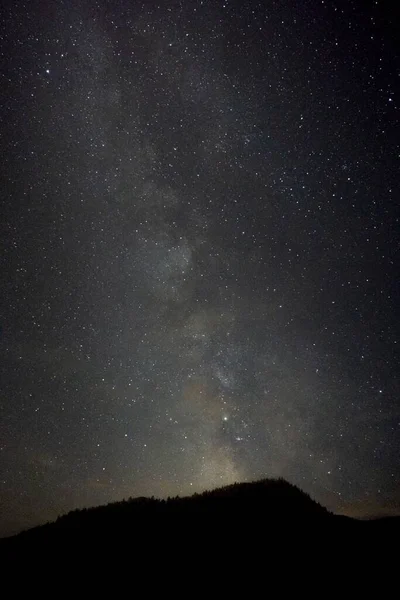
[1,477,398,576]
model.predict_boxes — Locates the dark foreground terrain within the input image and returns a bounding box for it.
[1,478,398,582]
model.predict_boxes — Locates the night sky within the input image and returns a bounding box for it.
[1,0,399,537]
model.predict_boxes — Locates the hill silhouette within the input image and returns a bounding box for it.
[1,477,398,578]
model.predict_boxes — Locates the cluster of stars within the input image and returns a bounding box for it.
[0,0,398,537]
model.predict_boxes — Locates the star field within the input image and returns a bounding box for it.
[0,0,399,536]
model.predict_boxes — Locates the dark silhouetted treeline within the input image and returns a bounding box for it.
[1,477,398,578]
